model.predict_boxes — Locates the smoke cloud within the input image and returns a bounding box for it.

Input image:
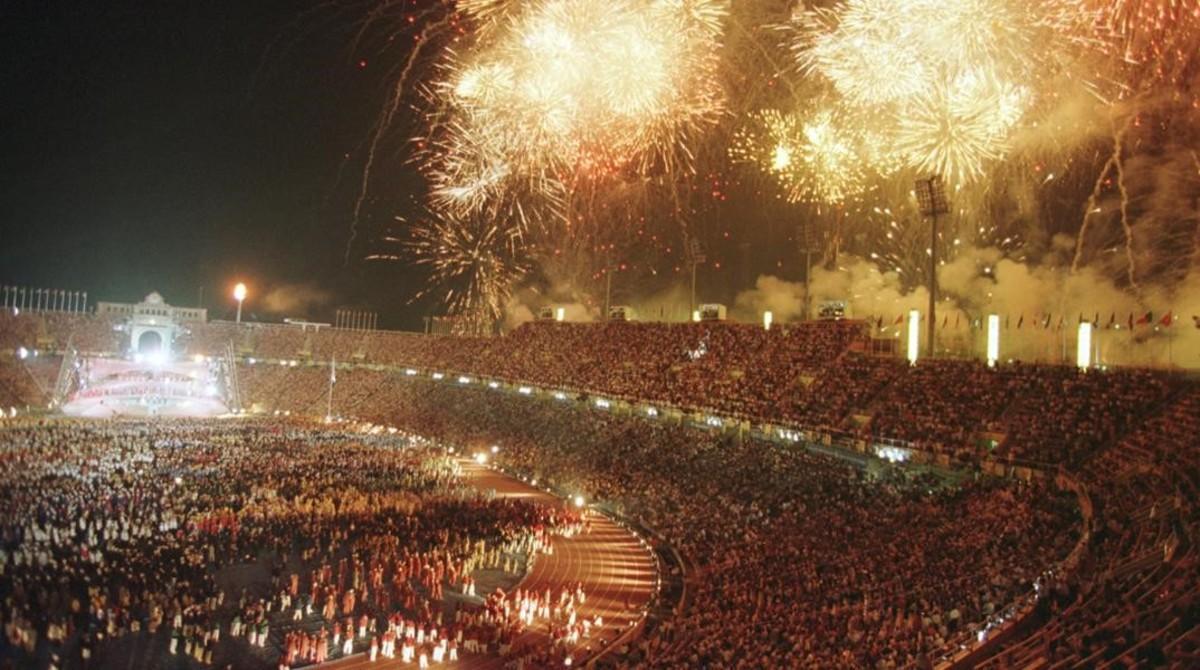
[731,275,807,322]
[260,282,335,316]
[503,281,598,329]
[731,244,1198,368]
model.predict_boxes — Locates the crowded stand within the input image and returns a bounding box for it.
[15,311,1178,468]
[0,355,56,412]
[976,387,1200,669]
[0,361,44,410]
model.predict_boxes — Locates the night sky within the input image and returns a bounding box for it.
[0,0,427,325]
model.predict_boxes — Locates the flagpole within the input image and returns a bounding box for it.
[1168,317,1173,368]
[327,356,335,420]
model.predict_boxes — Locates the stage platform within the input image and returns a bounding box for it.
[61,356,230,418]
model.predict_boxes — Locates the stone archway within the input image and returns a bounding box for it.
[137,330,163,354]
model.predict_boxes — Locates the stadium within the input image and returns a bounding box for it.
[4,0,1200,668]
[1,288,1196,669]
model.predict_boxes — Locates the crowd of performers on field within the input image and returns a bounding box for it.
[0,420,598,669]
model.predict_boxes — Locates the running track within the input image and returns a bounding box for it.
[327,458,658,669]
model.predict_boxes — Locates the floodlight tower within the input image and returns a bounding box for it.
[914,176,950,357]
[797,223,814,321]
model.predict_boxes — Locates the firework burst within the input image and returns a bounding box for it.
[895,72,1030,184]
[787,0,1106,184]
[409,216,528,331]
[426,0,728,229]
[1096,0,1200,92]
[730,106,870,204]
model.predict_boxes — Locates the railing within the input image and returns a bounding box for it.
[940,472,1095,669]
[51,338,77,407]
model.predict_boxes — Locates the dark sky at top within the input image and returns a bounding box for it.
[0,0,427,325]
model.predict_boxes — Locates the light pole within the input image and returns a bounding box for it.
[687,236,705,319]
[233,283,247,324]
[797,223,814,321]
[914,176,949,358]
[603,245,614,320]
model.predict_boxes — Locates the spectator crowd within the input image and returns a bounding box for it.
[0,420,589,669]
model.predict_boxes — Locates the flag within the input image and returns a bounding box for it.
[1128,312,1134,330]
[1193,315,1200,329]
[1078,312,1084,324]
[1136,311,1153,325]
[1017,314,1024,329]
[876,316,883,330]
[1093,312,1100,328]
[1057,315,1065,330]
[1159,311,1173,327]
[1107,312,1116,329]
[894,314,904,325]
[955,313,961,329]
[1042,314,1052,329]
[942,314,948,329]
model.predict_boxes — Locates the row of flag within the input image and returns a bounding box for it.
[873,311,1199,332]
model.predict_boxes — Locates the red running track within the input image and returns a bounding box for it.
[326,458,658,669]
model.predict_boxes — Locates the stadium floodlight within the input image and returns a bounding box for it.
[915,175,949,357]
[1077,322,1092,370]
[986,314,1000,368]
[555,307,565,322]
[16,347,28,360]
[691,310,701,322]
[233,282,247,323]
[763,310,773,331]
[907,310,921,364]
[474,453,487,465]
[573,495,585,508]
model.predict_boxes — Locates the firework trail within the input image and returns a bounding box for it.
[1112,125,1138,290]
[347,8,456,264]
